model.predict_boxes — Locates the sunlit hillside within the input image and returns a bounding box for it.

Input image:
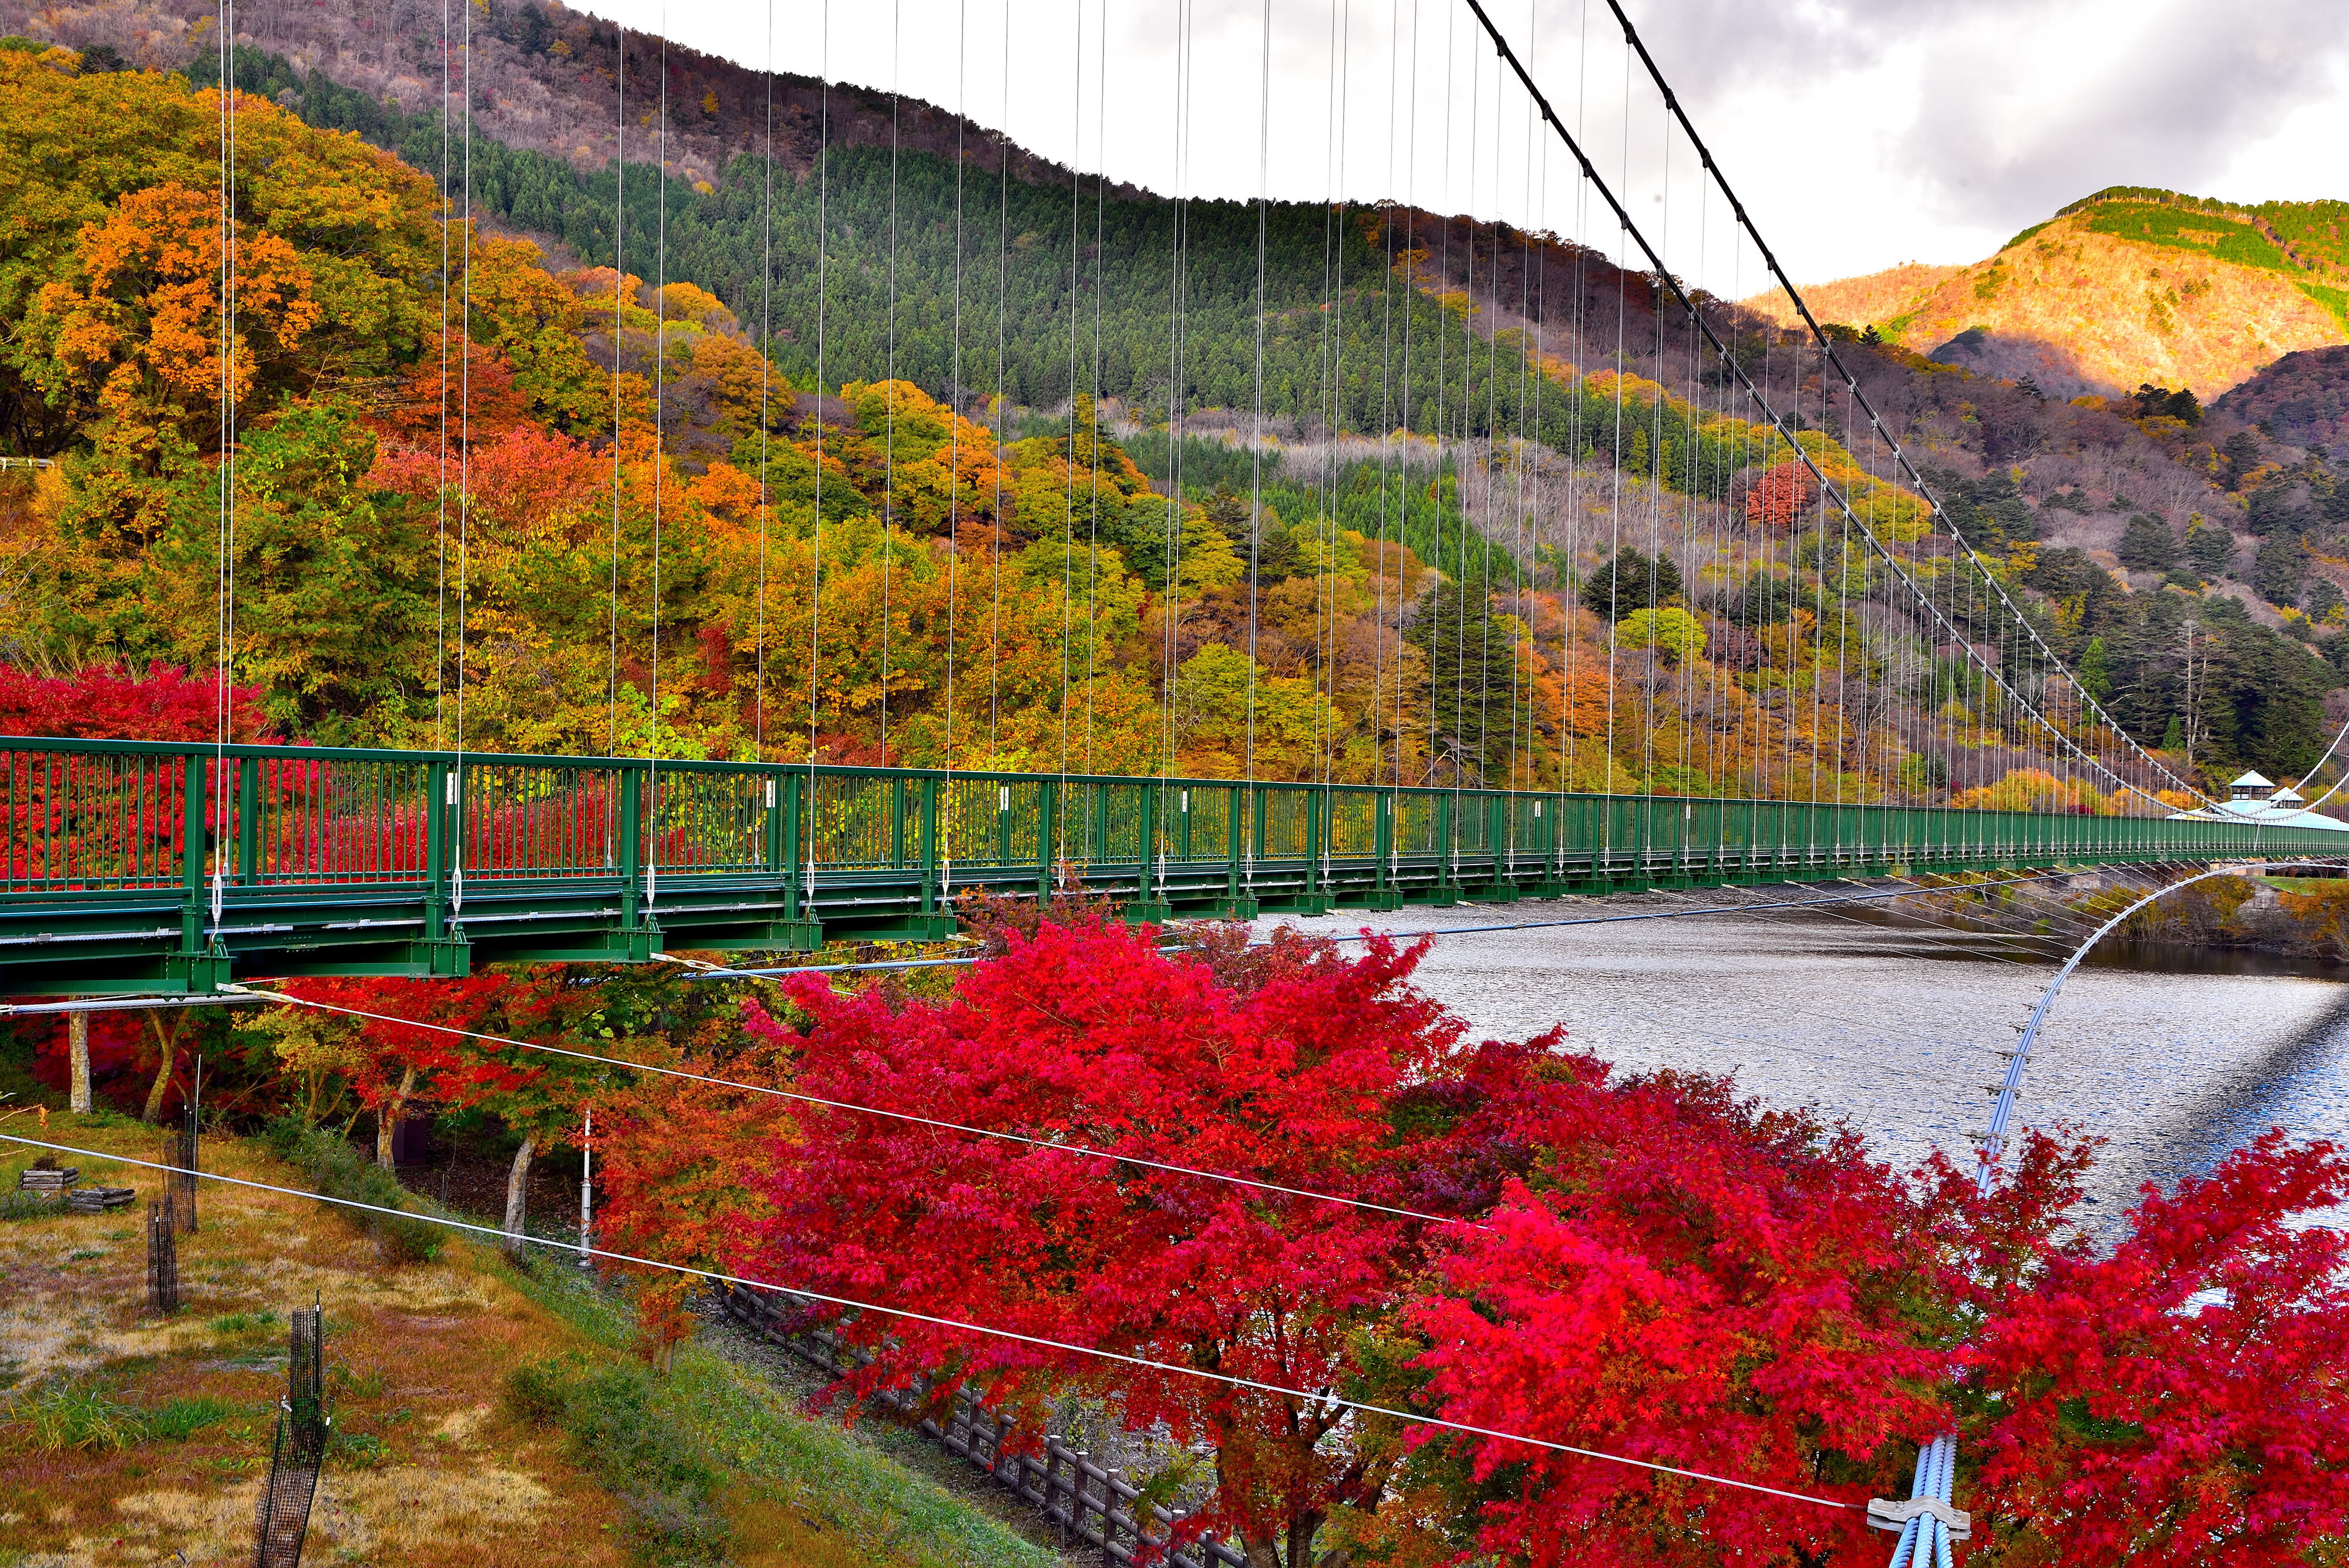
[1746,190,2349,398]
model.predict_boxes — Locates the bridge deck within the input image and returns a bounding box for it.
[1,738,2328,994]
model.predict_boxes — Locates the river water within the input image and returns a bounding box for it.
[1261,896,2349,1225]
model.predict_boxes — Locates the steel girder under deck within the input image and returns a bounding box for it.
[0,738,2328,994]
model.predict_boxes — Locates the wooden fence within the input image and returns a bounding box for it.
[718,1283,1248,1567]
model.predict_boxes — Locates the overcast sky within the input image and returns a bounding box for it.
[569,0,2349,287]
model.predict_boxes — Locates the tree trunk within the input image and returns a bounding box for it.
[375,1066,418,1169]
[503,1135,536,1260]
[140,1014,179,1125]
[68,1010,90,1115]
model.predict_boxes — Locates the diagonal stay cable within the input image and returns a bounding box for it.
[224,986,1479,1230]
[1597,0,2235,813]
[0,1131,1857,1513]
[1451,0,2189,812]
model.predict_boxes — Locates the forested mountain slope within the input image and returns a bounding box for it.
[1748,190,2349,399]
[5,18,2349,798]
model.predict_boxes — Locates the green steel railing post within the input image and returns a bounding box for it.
[1225,788,1243,902]
[783,772,803,921]
[1438,792,1455,891]
[919,774,940,915]
[425,760,450,943]
[763,772,785,872]
[1251,784,1267,873]
[1138,783,1157,906]
[619,768,643,930]
[890,776,907,869]
[1304,788,1322,895]
[236,756,258,886]
[1039,778,1059,900]
[1375,792,1393,896]
[179,751,208,958]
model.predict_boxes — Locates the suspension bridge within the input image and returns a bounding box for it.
[1,739,2337,995]
[4,5,2347,1560]
[5,0,2339,995]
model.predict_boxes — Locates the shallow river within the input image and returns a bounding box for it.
[1260,896,2349,1222]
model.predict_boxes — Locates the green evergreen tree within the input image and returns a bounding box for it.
[1580,548,1682,621]
[2078,635,2114,701]
[1405,577,1522,785]
[2116,513,2180,572]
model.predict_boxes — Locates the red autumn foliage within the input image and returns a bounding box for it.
[1408,1054,1942,1564]
[23,1009,143,1099]
[367,420,604,536]
[742,916,1463,1563]
[363,328,533,449]
[583,916,2344,1567]
[0,661,268,742]
[273,974,519,1113]
[1745,460,1818,529]
[1964,1129,2349,1566]
[592,1016,803,1362]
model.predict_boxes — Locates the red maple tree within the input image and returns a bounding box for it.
[0,660,267,742]
[741,916,1466,1563]
[1964,1130,2349,1566]
[1745,460,1818,529]
[582,916,2345,1568]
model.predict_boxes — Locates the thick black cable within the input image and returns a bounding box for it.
[1591,0,2205,809]
[1453,0,2173,813]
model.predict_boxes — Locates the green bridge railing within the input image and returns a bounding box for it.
[1,736,2334,994]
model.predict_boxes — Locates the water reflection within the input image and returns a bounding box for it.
[1263,897,2349,1220]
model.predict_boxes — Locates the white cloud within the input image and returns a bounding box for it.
[564,0,2349,286]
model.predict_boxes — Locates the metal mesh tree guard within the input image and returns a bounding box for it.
[146,1196,179,1315]
[253,1305,329,1568]
[164,1103,198,1233]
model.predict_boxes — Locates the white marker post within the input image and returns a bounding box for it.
[577,1105,593,1270]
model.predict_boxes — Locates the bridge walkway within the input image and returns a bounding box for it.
[3,738,2327,994]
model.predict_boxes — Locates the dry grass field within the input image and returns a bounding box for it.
[0,1114,1056,1568]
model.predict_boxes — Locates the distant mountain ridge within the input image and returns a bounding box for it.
[1746,188,2349,400]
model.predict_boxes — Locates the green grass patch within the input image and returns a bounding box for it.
[10,1381,148,1452]
[506,1264,1058,1568]
[148,1395,241,1441]
[325,1428,393,1469]
[208,1309,282,1335]
[260,1119,443,1263]
[507,1353,732,1565]
[2260,876,2347,894]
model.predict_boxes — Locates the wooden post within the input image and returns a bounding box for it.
[69,1008,90,1115]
